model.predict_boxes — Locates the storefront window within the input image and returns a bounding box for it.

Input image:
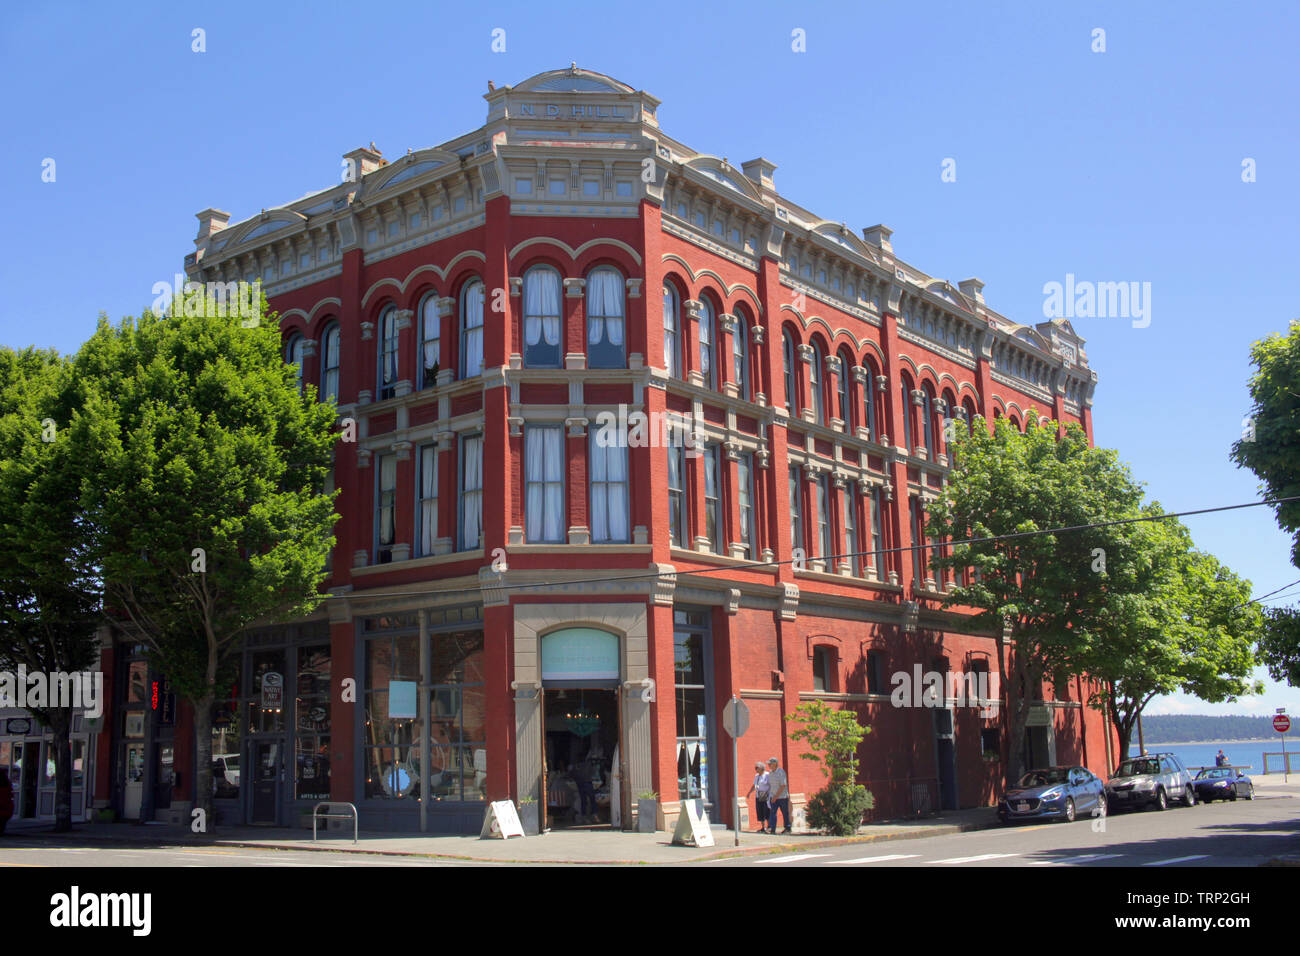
[211,696,242,799]
[248,649,287,733]
[672,611,713,808]
[295,644,331,800]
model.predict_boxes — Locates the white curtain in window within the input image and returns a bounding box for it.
[322,326,340,401]
[461,436,482,548]
[421,297,440,373]
[591,441,629,543]
[379,455,396,546]
[420,445,438,554]
[524,270,561,347]
[586,269,624,346]
[526,426,564,542]
[663,287,678,377]
[381,310,399,386]
[699,302,714,382]
[463,282,484,377]
[288,336,305,392]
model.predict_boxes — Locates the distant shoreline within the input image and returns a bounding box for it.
[1140,738,1281,747]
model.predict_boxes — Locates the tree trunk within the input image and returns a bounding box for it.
[193,690,215,829]
[1005,642,1033,786]
[48,711,73,833]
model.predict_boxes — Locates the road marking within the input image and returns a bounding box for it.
[827,854,920,864]
[1027,853,1123,865]
[755,853,832,864]
[1142,855,1209,866]
[932,853,1019,865]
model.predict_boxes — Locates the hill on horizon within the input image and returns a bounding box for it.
[1141,714,1286,743]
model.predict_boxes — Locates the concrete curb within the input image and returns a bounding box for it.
[3,812,1005,865]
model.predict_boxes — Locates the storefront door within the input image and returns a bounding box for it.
[250,740,281,825]
[123,743,145,819]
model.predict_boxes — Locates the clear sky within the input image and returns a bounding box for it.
[2,1,1297,718]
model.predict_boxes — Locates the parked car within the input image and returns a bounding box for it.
[1105,752,1196,811]
[1191,767,1254,802]
[0,770,13,834]
[212,754,240,798]
[999,766,1107,824]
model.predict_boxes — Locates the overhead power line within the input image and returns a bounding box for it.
[323,494,1300,603]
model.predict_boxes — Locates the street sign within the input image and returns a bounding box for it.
[1274,714,1291,733]
[724,696,750,847]
[722,698,750,738]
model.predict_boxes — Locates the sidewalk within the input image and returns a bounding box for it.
[4,806,1003,864]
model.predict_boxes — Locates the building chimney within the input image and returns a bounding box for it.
[343,145,385,180]
[862,224,893,253]
[741,157,777,194]
[958,278,985,304]
[195,208,231,243]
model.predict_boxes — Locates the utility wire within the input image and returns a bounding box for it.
[324,494,1300,603]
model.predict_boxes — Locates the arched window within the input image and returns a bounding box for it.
[320,323,340,402]
[377,306,399,400]
[941,389,958,447]
[418,293,440,389]
[586,267,625,369]
[460,279,484,378]
[783,331,798,417]
[285,333,305,394]
[863,362,877,439]
[836,347,854,428]
[662,283,682,378]
[963,397,977,434]
[901,377,914,451]
[732,308,751,401]
[523,266,562,368]
[698,299,717,389]
[921,386,935,455]
[810,341,824,425]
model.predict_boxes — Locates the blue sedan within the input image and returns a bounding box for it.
[999,767,1108,824]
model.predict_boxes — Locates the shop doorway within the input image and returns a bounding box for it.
[249,740,281,825]
[122,743,144,820]
[541,688,620,830]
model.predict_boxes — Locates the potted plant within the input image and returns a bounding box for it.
[636,790,658,833]
[518,795,539,835]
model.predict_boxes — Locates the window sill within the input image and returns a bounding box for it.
[351,549,484,575]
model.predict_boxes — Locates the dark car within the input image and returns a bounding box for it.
[999,766,1107,824]
[0,770,13,834]
[1192,767,1254,802]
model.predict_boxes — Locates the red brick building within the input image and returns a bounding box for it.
[102,66,1112,833]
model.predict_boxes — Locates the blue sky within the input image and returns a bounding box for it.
[2,1,1297,718]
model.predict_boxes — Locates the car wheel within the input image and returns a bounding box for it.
[1245,785,1254,801]
[1154,787,1167,811]
[1183,784,1196,807]
[1062,797,1076,823]
[1096,793,1108,818]
[1228,788,1237,801]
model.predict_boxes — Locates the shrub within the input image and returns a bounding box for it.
[806,784,874,836]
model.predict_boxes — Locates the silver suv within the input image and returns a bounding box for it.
[1105,752,1197,811]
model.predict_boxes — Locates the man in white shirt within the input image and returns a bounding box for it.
[766,757,791,834]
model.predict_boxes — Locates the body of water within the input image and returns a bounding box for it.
[1123,740,1293,773]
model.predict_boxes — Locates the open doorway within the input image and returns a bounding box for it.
[542,688,619,830]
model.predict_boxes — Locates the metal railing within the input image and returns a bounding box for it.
[312,801,358,844]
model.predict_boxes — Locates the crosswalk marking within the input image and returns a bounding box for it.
[827,854,920,864]
[1142,855,1208,866]
[1027,853,1123,865]
[932,853,1019,865]
[755,853,832,864]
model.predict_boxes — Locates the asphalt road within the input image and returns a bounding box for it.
[0,842,473,867]
[702,789,1300,867]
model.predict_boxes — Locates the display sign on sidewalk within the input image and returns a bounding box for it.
[480,801,525,839]
[671,799,715,847]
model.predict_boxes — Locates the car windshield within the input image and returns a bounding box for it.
[1116,759,1159,776]
[1018,769,1069,787]
[1195,768,1229,780]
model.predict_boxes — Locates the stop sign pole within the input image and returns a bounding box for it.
[1276,710,1290,782]
[723,696,750,847]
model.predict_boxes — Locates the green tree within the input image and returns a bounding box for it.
[786,699,873,834]
[1074,508,1262,760]
[0,348,102,832]
[72,299,338,824]
[1259,606,1300,686]
[926,415,1146,783]
[1231,321,1300,567]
